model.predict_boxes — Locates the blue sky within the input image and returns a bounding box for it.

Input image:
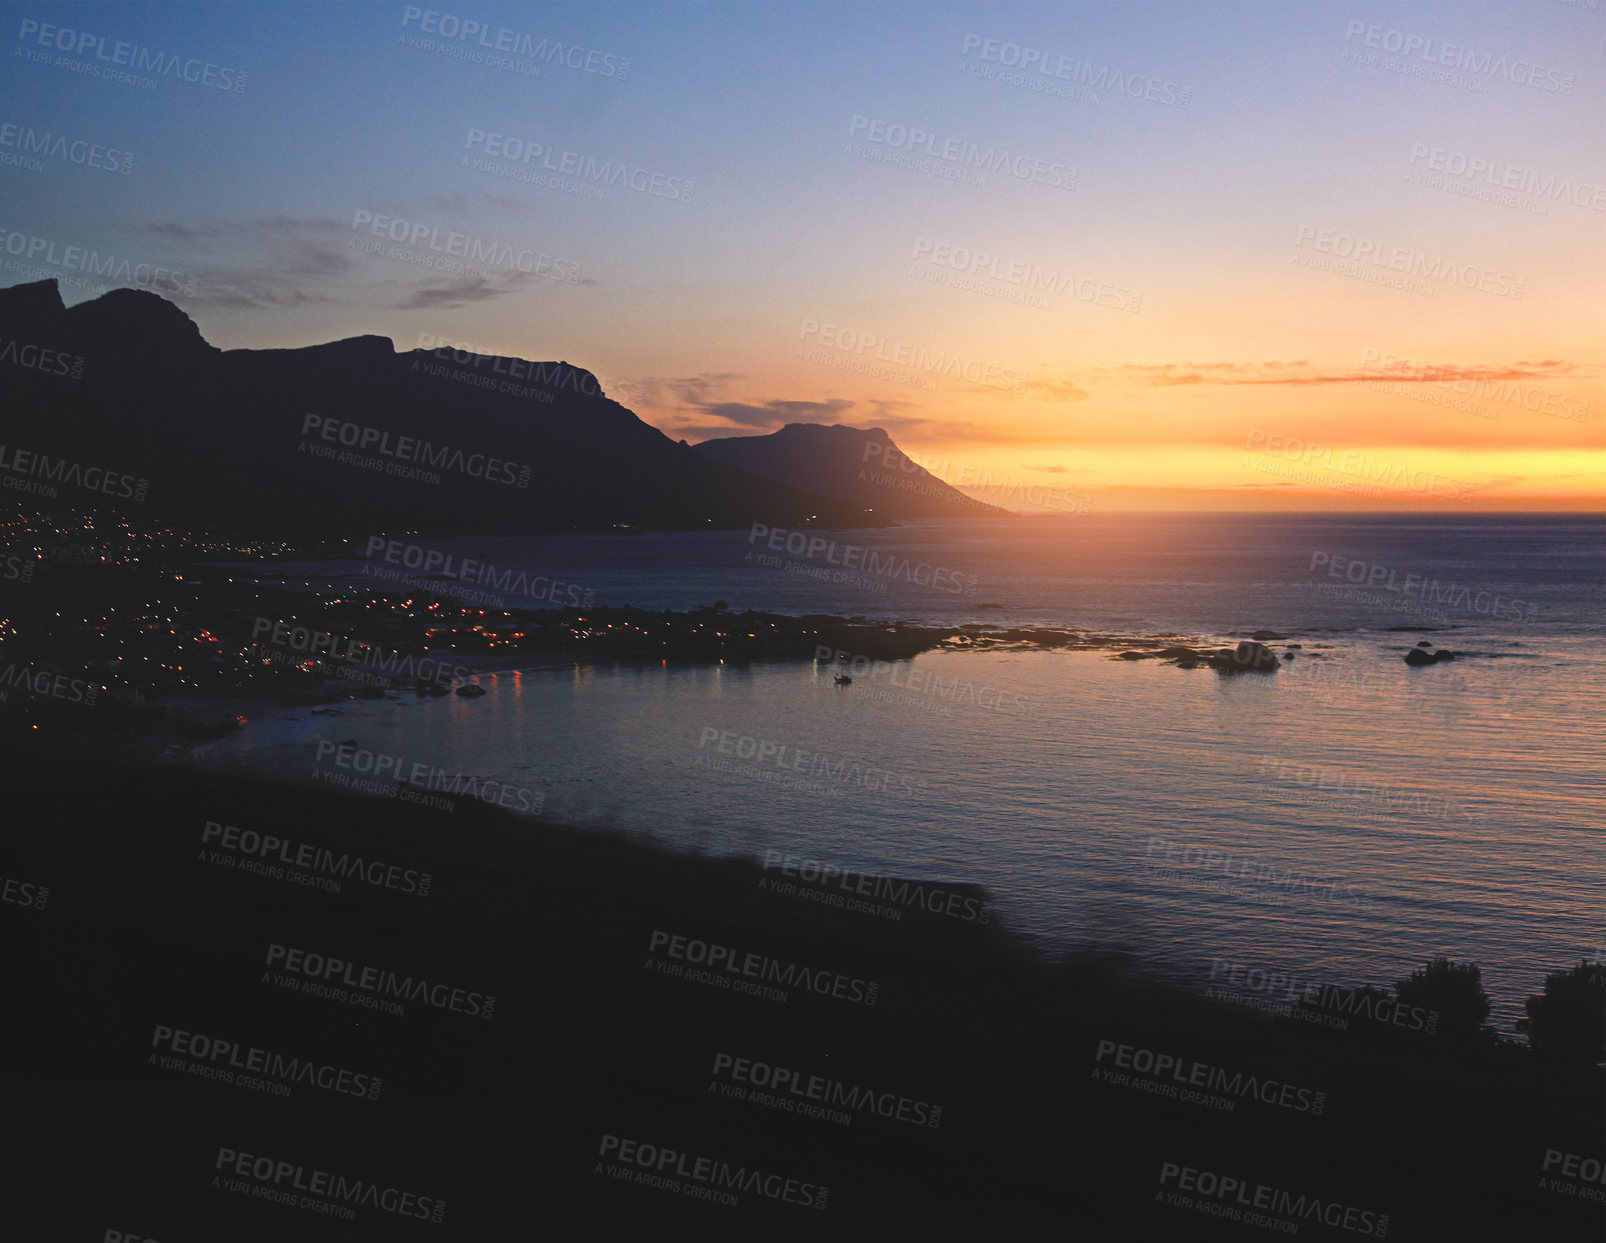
[3,0,1600,506]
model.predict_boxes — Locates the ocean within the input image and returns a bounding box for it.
[206,514,1606,1030]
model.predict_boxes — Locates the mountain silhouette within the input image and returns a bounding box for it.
[693,423,1008,518]
[0,280,883,536]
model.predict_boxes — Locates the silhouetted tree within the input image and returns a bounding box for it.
[1516,961,1605,1063]
[1395,957,1491,1043]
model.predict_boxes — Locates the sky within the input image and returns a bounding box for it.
[2,0,1601,511]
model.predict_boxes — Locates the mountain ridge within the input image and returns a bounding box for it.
[693,422,1009,518]
[0,279,885,536]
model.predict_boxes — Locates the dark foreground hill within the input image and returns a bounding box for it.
[694,423,1009,518]
[0,280,880,536]
[3,753,1599,1241]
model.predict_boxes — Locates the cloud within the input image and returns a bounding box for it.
[142,215,350,246]
[695,398,856,429]
[648,377,860,437]
[138,215,358,310]
[395,270,542,310]
[1107,359,1585,387]
[863,414,1070,446]
[1029,378,1091,401]
[624,372,748,415]
[187,274,334,310]
[666,373,746,406]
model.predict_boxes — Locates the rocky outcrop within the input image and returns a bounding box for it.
[1207,640,1279,674]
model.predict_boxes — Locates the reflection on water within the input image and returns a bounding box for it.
[197,639,1605,1031]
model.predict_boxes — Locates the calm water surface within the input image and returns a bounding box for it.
[205,516,1606,1029]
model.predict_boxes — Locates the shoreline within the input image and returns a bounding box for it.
[2,550,1358,762]
[6,755,1600,1241]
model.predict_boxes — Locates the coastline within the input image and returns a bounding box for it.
[7,755,1599,1240]
[5,549,1354,763]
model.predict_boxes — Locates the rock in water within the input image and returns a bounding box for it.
[1209,640,1278,674]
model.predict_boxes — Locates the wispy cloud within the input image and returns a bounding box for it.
[395,270,545,310]
[694,398,855,430]
[188,277,334,310]
[1107,359,1586,387]
[139,215,357,310]
[1028,377,1092,401]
